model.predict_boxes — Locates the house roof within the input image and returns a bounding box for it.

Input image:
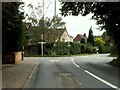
[73,34,87,42]
[47,29,65,43]
[29,26,66,44]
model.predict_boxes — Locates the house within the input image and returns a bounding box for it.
[48,29,73,43]
[28,27,73,45]
[73,33,87,43]
[59,30,73,42]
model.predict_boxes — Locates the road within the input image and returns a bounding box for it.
[24,54,120,89]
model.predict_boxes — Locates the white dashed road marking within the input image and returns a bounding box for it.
[50,60,59,62]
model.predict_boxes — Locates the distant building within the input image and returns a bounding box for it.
[60,30,73,42]
[73,33,87,43]
[28,27,73,45]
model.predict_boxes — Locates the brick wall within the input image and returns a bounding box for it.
[2,52,22,64]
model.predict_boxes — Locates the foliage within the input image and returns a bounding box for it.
[2,2,26,53]
[110,45,117,55]
[29,16,66,44]
[94,37,105,47]
[25,42,97,55]
[101,31,111,46]
[54,42,68,55]
[69,42,81,55]
[80,44,96,54]
[98,46,110,54]
[60,2,120,63]
[87,26,94,45]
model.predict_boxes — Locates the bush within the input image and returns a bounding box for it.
[98,46,110,53]
[53,42,81,55]
[69,42,81,55]
[80,44,97,54]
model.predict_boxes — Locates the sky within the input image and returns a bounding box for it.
[22,0,104,38]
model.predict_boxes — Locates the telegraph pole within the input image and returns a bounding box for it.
[39,0,46,56]
[54,0,56,17]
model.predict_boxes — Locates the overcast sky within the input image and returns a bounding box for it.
[22,0,104,38]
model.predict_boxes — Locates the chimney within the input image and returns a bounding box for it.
[84,33,86,37]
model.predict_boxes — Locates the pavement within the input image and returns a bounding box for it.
[2,59,39,88]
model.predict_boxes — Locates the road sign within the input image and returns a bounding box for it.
[38,42,46,55]
[25,22,31,30]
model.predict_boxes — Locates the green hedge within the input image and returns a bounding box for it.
[26,42,97,55]
[53,42,81,55]
[80,44,97,54]
[98,46,110,53]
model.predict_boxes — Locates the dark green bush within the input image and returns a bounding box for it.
[98,46,110,53]
[69,42,81,55]
[53,42,81,55]
[80,44,96,54]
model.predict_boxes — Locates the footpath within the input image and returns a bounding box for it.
[2,58,39,88]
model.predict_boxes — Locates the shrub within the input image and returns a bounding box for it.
[98,46,110,53]
[69,42,81,55]
[80,44,97,54]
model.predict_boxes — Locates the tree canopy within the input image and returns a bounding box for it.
[94,37,105,47]
[29,16,66,44]
[2,2,26,53]
[60,2,120,64]
[87,26,94,45]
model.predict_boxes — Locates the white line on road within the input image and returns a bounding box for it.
[24,64,38,88]
[50,60,59,62]
[85,70,120,89]
[71,59,80,67]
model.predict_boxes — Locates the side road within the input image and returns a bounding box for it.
[2,59,39,88]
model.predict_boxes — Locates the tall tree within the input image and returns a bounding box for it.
[87,26,94,45]
[60,2,120,65]
[2,2,26,53]
[29,16,66,44]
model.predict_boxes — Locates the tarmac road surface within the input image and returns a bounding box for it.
[24,54,120,89]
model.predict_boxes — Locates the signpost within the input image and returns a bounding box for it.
[25,22,31,30]
[21,22,31,60]
[38,42,46,55]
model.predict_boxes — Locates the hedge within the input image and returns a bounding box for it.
[25,42,97,55]
[98,46,110,53]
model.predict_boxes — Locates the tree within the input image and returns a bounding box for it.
[2,2,26,53]
[87,26,94,45]
[101,31,111,46]
[29,16,66,44]
[94,37,105,47]
[60,2,120,65]
[50,15,66,30]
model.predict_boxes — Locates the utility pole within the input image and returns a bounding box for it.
[54,0,56,43]
[39,0,46,56]
[54,0,56,17]
[43,0,44,41]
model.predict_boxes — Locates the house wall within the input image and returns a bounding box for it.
[60,31,73,42]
